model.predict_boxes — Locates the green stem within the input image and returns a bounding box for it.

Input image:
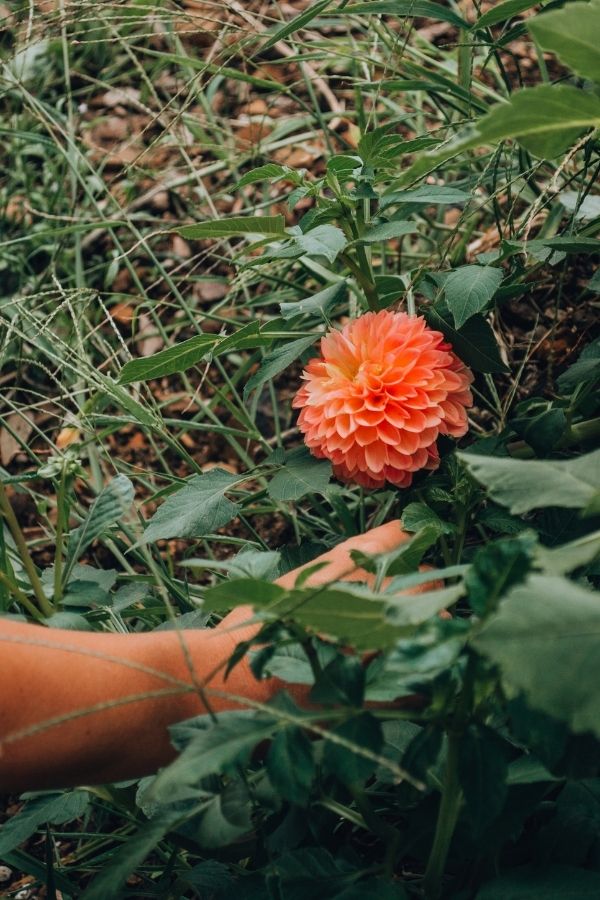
[0,480,54,618]
[422,730,462,900]
[53,470,69,606]
[0,568,45,622]
[340,252,380,311]
[508,416,600,459]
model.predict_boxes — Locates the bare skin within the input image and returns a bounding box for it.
[0,521,417,793]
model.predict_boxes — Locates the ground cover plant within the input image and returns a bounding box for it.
[0,0,599,896]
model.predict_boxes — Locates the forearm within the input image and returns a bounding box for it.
[0,615,269,792]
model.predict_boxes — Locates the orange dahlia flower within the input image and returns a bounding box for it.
[293,310,473,489]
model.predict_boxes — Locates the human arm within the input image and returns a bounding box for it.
[0,521,409,793]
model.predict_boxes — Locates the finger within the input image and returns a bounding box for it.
[275,520,409,590]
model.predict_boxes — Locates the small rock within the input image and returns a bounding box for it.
[0,866,12,883]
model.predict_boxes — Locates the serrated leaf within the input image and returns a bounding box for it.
[402,501,454,536]
[280,281,346,320]
[473,574,600,739]
[268,447,332,501]
[178,215,286,240]
[528,0,600,83]
[243,334,316,400]
[65,475,134,576]
[459,449,600,514]
[295,225,348,262]
[143,469,240,542]
[237,164,291,189]
[426,308,508,373]
[0,791,89,855]
[444,265,503,328]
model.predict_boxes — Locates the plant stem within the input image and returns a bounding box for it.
[53,469,69,607]
[0,568,46,622]
[422,730,463,900]
[0,480,54,618]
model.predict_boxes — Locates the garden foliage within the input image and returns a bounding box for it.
[1,0,600,897]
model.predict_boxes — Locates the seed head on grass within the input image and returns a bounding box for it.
[293,311,473,489]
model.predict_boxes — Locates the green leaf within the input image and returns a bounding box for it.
[295,225,348,263]
[243,334,316,400]
[510,407,567,456]
[534,530,600,576]
[476,865,600,899]
[322,712,383,785]
[358,220,418,243]
[402,501,454,536]
[268,447,332,501]
[528,0,600,84]
[342,1,468,28]
[557,337,600,392]
[465,536,532,616]
[280,281,346,320]
[99,376,159,426]
[459,449,600,514]
[444,265,503,328]
[261,0,332,51]
[310,654,365,706]
[426,308,508,373]
[473,574,600,739]
[381,185,470,208]
[237,164,292,188]
[0,791,89,855]
[458,725,509,832]
[145,712,278,805]
[65,475,133,576]
[266,727,315,806]
[402,85,600,184]
[143,469,240,542]
[119,322,270,385]
[178,215,287,240]
[385,584,463,626]
[475,0,545,29]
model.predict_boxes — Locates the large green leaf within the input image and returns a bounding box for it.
[444,265,503,328]
[528,0,600,84]
[426,308,508,373]
[459,449,600,514]
[458,725,509,833]
[295,225,348,263]
[268,447,332,501]
[143,469,240,542]
[358,220,417,243]
[473,574,600,738]
[178,215,287,240]
[65,475,134,577]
